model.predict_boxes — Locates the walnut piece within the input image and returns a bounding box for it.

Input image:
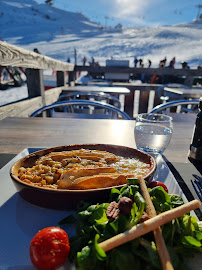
[118,196,133,214]
[106,201,120,221]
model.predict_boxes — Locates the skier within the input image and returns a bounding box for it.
[134,57,138,67]
[82,56,87,66]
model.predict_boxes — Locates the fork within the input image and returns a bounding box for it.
[192,174,202,185]
[191,176,202,202]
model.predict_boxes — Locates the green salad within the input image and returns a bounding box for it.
[59,179,202,270]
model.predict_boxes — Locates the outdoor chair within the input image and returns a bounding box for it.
[30,100,131,119]
[149,99,199,114]
[157,83,191,104]
[57,91,121,109]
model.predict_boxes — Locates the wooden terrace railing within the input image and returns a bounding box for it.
[0,41,74,120]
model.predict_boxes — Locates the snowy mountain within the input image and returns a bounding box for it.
[1,0,202,68]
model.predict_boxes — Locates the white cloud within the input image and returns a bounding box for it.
[110,0,157,25]
[115,0,149,16]
[110,0,166,26]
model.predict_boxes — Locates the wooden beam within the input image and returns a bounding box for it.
[75,65,202,77]
[26,69,45,106]
[124,90,134,118]
[184,76,194,87]
[68,71,76,86]
[0,41,74,71]
[57,71,66,87]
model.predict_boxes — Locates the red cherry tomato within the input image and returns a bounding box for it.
[148,181,168,193]
[30,227,70,270]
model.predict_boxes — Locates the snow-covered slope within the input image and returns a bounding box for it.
[1,0,202,68]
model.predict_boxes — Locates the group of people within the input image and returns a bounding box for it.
[134,56,190,70]
[159,56,177,68]
[66,56,97,66]
[159,57,191,69]
[66,54,192,70]
[134,57,152,68]
[132,55,193,84]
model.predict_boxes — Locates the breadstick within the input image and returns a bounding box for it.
[139,176,173,270]
[99,199,201,252]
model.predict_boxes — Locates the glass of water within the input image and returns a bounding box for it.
[134,113,173,154]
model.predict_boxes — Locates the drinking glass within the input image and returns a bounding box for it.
[134,113,173,154]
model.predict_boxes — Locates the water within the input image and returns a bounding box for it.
[134,123,172,154]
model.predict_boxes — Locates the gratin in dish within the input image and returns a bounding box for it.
[18,149,152,190]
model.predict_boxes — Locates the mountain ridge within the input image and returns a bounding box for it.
[1,0,202,68]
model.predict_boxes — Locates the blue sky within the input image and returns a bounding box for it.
[36,0,201,27]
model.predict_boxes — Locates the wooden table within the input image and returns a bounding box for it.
[164,87,202,99]
[0,115,196,162]
[62,85,130,94]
